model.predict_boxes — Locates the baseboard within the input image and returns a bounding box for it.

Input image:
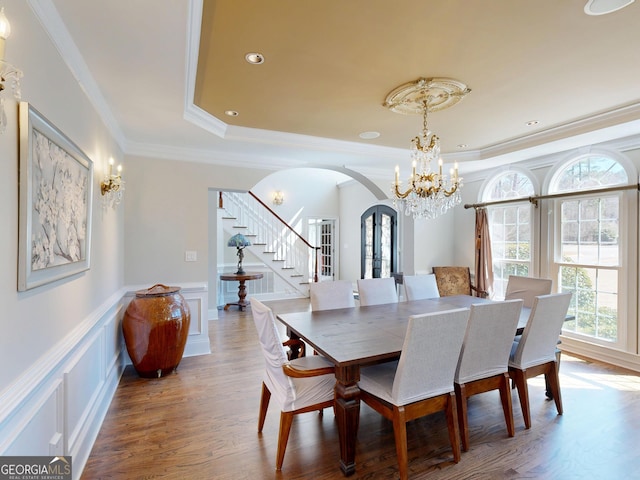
[0,283,211,480]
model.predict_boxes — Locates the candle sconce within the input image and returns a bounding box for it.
[100,158,124,208]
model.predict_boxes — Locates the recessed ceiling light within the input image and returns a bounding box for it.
[245,52,265,64]
[584,0,635,15]
[456,144,468,149]
[225,110,239,117]
[526,120,539,126]
[359,131,380,139]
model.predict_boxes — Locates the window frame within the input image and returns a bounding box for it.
[544,150,637,351]
[479,167,538,299]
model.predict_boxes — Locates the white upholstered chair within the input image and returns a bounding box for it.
[250,298,336,470]
[508,292,572,429]
[357,277,398,306]
[505,275,558,399]
[403,274,440,301]
[310,280,355,311]
[358,308,470,480]
[454,299,523,451]
[504,275,553,308]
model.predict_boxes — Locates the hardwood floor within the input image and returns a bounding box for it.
[81,298,640,479]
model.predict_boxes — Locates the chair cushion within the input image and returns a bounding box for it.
[358,361,399,404]
[285,356,336,412]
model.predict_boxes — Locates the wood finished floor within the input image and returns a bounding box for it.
[82,298,640,480]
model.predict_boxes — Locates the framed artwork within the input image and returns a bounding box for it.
[18,102,93,291]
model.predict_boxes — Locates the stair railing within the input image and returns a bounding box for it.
[220,191,319,283]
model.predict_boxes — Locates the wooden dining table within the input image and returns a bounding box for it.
[276,294,525,476]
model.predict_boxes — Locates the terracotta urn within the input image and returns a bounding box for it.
[123,284,191,378]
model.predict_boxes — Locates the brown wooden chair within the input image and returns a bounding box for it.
[432,266,488,298]
[509,293,572,429]
[358,308,470,480]
[454,300,523,451]
[250,298,335,470]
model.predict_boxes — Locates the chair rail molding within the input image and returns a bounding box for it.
[0,282,210,480]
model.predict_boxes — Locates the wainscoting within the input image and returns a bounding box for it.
[0,283,209,480]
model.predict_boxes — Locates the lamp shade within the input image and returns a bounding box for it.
[227,233,251,248]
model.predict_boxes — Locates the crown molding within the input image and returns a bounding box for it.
[35,0,640,179]
[28,0,126,150]
[124,140,300,170]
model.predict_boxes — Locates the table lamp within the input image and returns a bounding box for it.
[227,233,251,275]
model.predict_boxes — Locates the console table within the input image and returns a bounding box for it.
[220,272,264,311]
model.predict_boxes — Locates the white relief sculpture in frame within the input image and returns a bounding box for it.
[18,102,93,291]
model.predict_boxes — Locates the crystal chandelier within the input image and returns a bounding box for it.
[385,78,471,219]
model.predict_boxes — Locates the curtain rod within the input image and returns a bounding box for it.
[464,183,640,209]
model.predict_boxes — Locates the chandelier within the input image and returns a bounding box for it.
[385,78,471,219]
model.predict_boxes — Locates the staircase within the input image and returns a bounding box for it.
[219,191,319,297]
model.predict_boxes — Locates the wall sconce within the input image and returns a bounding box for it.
[273,190,284,206]
[0,7,22,134]
[100,158,124,208]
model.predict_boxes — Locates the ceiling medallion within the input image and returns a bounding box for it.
[383,77,471,115]
[385,77,471,220]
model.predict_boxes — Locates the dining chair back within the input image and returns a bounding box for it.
[403,274,440,301]
[357,308,470,480]
[250,298,336,470]
[310,280,355,311]
[357,277,398,306]
[433,266,488,298]
[504,275,553,308]
[508,292,572,429]
[454,299,523,450]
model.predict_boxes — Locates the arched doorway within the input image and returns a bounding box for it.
[361,205,397,279]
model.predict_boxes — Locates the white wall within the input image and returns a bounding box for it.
[338,180,379,282]
[0,0,124,474]
[252,168,347,227]
[123,155,273,312]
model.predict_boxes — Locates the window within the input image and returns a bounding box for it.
[482,170,535,298]
[549,155,628,344]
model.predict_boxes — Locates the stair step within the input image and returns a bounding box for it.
[290,274,303,277]
[233,226,248,229]
[282,267,295,270]
[263,250,275,254]
[221,216,236,220]
[272,259,285,263]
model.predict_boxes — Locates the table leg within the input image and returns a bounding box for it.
[334,365,360,476]
[223,280,249,311]
[236,279,248,309]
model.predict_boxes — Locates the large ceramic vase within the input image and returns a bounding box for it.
[123,284,191,378]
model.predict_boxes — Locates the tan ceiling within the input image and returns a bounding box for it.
[45,0,640,177]
[194,0,640,154]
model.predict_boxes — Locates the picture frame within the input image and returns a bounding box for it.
[18,102,93,291]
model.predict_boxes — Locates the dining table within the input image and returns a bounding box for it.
[276,294,525,476]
